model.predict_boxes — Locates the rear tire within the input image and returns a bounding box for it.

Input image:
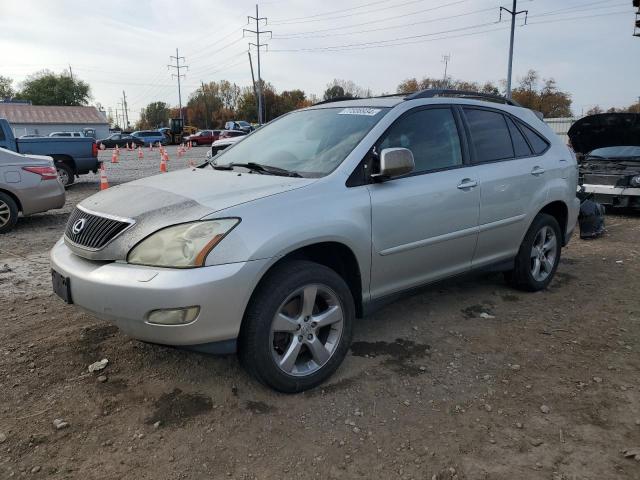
[507,213,562,291]
[0,192,19,234]
[239,260,355,393]
[56,162,74,187]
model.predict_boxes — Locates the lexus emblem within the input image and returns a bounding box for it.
[72,218,87,235]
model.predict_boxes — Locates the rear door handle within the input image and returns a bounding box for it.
[457,179,478,189]
[531,166,546,176]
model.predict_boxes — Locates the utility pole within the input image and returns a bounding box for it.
[201,81,209,129]
[441,54,451,88]
[500,1,528,99]
[248,51,259,122]
[122,90,130,129]
[168,48,188,122]
[244,4,271,125]
[68,65,74,82]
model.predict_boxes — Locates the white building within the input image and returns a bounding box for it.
[543,117,577,145]
[0,104,109,139]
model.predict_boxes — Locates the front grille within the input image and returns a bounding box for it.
[65,207,134,250]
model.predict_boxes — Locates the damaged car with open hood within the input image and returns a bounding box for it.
[569,112,640,210]
[50,90,579,392]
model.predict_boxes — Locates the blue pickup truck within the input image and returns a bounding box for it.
[0,118,100,187]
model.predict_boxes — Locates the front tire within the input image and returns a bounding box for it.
[507,213,561,291]
[239,260,355,393]
[0,192,19,234]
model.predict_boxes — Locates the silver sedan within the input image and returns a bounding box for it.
[0,147,66,233]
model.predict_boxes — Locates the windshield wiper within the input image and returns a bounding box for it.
[213,162,302,177]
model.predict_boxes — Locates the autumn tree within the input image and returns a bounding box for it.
[510,70,572,118]
[397,77,500,95]
[17,70,90,106]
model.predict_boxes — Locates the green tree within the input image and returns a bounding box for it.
[18,70,90,106]
[137,101,170,129]
[0,76,15,98]
[323,79,370,101]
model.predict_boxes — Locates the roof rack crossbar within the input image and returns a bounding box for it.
[404,89,521,107]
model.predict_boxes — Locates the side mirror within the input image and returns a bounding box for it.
[371,148,415,179]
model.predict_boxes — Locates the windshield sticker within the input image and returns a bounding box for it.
[338,108,381,116]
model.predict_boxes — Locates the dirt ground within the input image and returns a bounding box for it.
[1,152,640,479]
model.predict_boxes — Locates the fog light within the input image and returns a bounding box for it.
[146,306,200,325]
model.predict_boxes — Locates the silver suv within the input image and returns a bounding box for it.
[51,90,579,392]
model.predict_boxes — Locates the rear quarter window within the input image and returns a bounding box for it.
[518,121,550,155]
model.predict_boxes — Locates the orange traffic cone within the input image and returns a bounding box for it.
[137,147,144,159]
[115,144,120,156]
[164,150,170,162]
[160,153,167,173]
[99,163,109,190]
[111,149,119,163]
[149,142,153,152]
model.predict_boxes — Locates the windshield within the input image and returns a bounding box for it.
[588,146,640,159]
[215,107,389,177]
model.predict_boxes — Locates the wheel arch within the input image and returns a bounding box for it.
[246,241,364,322]
[0,188,22,212]
[538,200,569,244]
[50,154,77,173]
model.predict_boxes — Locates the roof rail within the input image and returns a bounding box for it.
[313,96,361,106]
[404,89,521,107]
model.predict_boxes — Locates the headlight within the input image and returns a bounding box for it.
[631,175,640,187]
[127,219,240,268]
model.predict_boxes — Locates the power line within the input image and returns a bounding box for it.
[168,48,188,122]
[244,4,271,125]
[270,0,459,25]
[273,5,498,39]
[269,0,398,23]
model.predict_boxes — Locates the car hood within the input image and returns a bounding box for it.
[568,113,640,154]
[68,167,315,261]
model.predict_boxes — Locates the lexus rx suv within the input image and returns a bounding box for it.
[51,90,579,392]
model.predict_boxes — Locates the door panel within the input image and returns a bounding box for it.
[461,108,549,267]
[368,169,481,298]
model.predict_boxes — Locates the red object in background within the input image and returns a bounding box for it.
[186,130,222,145]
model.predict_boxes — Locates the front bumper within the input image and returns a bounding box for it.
[50,239,269,347]
[581,184,640,208]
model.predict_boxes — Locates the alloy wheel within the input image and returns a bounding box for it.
[57,167,70,186]
[0,200,10,227]
[530,225,557,282]
[269,284,344,377]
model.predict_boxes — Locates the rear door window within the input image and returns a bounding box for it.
[463,108,514,163]
[506,117,532,157]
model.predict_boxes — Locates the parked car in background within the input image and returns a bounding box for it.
[98,133,144,149]
[224,120,254,133]
[0,147,65,233]
[49,132,84,138]
[0,118,99,187]
[131,130,168,146]
[207,136,243,159]
[51,90,579,392]
[219,129,247,140]
[569,113,640,209]
[185,130,222,146]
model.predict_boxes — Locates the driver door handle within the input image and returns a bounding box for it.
[531,166,546,176]
[457,179,478,189]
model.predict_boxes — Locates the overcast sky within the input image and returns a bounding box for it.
[1,0,638,122]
